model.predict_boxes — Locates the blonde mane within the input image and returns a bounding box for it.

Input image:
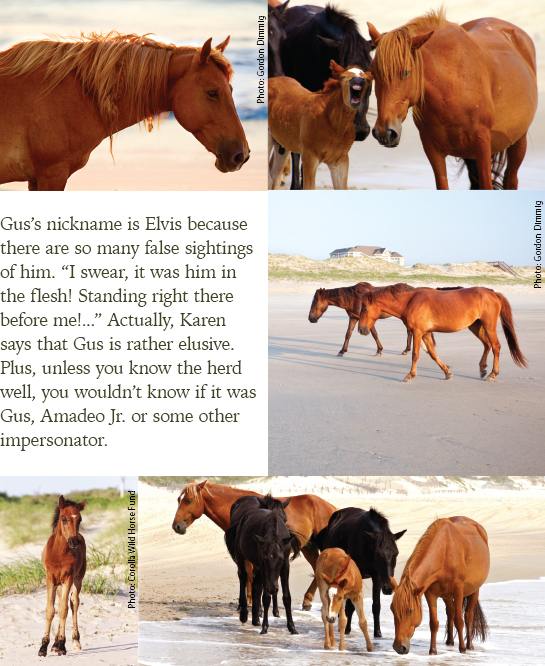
[391,518,444,615]
[374,8,449,121]
[0,32,234,150]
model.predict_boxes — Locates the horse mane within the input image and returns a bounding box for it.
[324,4,359,35]
[51,498,81,532]
[0,32,233,149]
[366,283,415,303]
[318,77,341,94]
[367,507,395,548]
[373,8,449,120]
[334,553,352,581]
[392,519,443,615]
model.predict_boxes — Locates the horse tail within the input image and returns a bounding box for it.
[315,526,328,551]
[224,521,240,563]
[289,529,302,561]
[464,598,489,643]
[497,292,528,368]
[460,152,507,190]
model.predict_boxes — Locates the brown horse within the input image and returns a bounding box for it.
[390,516,489,655]
[317,548,373,652]
[268,62,372,189]
[0,32,249,190]
[358,285,527,382]
[171,480,337,609]
[309,282,416,356]
[39,496,87,657]
[367,9,537,189]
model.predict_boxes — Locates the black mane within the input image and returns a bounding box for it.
[51,498,80,532]
[324,4,359,34]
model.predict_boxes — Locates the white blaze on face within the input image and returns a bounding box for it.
[327,587,338,619]
[71,515,77,518]
[179,493,185,504]
[347,68,364,77]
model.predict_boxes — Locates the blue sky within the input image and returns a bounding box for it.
[0,476,138,497]
[269,191,540,266]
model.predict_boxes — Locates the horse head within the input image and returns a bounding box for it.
[390,577,424,654]
[55,496,86,549]
[309,288,330,323]
[364,526,406,595]
[368,22,434,147]
[172,480,207,534]
[255,511,292,595]
[330,61,373,114]
[358,291,380,335]
[258,494,291,522]
[269,1,290,78]
[168,37,250,172]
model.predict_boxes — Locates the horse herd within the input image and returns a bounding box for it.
[308,281,527,382]
[268,1,537,190]
[172,480,491,655]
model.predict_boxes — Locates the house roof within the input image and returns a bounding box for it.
[330,246,404,258]
[390,252,403,257]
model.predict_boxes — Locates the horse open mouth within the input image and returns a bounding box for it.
[349,82,364,109]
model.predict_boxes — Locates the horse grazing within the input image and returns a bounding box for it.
[171,480,336,610]
[225,506,301,634]
[269,2,290,78]
[317,507,406,637]
[0,32,249,190]
[390,516,489,655]
[269,62,372,189]
[358,285,528,382]
[281,3,374,188]
[39,496,87,657]
[317,548,373,652]
[367,8,537,189]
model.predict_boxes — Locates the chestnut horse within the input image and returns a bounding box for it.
[0,32,249,190]
[368,9,537,189]
[358,285,527,382]
[268,62,372,189]
[39,496,87,657]
[317,548,373,652]
[390,516,489,655]
[171,480,336,609]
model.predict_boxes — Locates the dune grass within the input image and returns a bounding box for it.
[140,476,266,488]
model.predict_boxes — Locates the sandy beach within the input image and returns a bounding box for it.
[139,478,545,621]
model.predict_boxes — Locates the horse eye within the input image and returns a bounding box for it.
[207,90,219,99]
[401,70,410,80]
[61,516,67,522]
[408,609,413,615]
[186,498,192,504]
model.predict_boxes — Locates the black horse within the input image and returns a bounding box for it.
[280,3,373,188]
[226,505,300,635]
[268,1,290,78]
[318,507,406,637]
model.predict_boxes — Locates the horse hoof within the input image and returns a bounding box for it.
[73,644,81,651]
[252,620,260,626]
[260,628,268,635]
[485,375,495,382]
[480,371,487,378]
[290,628,299,635]
[337,352,345,357]
[446,640,454,646]
[302,604,312,611]
[273,610,280,618]
[38,650,47,657]
[445,373,453,380]
[429,648,438,655]
[402,377,412,383]
[374,631,382,638]
[459,648,467,654]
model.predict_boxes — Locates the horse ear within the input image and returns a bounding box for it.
[277,0,290,17]
[77,500,87,511]
[390,576,398,591]
[255,534,266,545]
[364,531,378,540]
[366,292,374,305]
[282,498,291,509]
[413,585,425,597]
[318,35,341,50]
[199,38,213,65]
[329,60,345,80]
[367,22,382,47]
[338,578,348,589]
[214,36,230,53]
[394,529,407,540]
[321,573,333,584]
[197,480,208,490]
[58,495,66,509]
[411,31,434,50]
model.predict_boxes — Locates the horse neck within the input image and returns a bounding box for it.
[202,485,259,531]
[405,534,444,593]
[52,523,71,553]
[375,291,411,318]
[324,289,346,308]
[323,88,356,134]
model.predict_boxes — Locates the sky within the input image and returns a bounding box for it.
[269,191,541,266]
[0,476,138,497]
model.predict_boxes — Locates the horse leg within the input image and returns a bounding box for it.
[425,590,440,655]
[39,578,56,656]
[444,597,455,645]
[468,320,491,378]
[260,589,271,634]
[402,329,412,355]
[353,594,373,651]
[245,561,253,607]
[35,165,70,191]
[273,590,280,618]
[301,544,319,610]
[472,129,494,190]
[237,557,249,624]
[339,317,358,356]
[403,331,423,382]
[251,569,263,627]
[338,600,347,650]
[480,319,501,381]
[280,561,298,634]
[269,142,290,190]
[344,597,355,634]
[327,157,349,190]
[503,133,527,190]
[370,325,384,357]
[464,591,479,650]
[454,585,467,653]
[55,577,72,655]
[71,577,83,651]
[371,575,382,637]
[420,136,449,189]
[423,332,452,379]
[290,153,302,190]
[302,153,319,190]
[320,586,333,649]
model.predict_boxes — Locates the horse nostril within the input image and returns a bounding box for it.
[233,150,246,165]
[386,128,398,143]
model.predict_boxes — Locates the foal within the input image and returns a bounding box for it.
[39,496,87,656]
[317,548,374,651]
[268,61,372,189]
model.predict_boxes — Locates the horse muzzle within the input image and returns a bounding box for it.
[327,616,336,624]
[308,316,319,323]
[382,582,393,595]
[67,537,79,549]
[215,143,250,173]
[172,520,187,535]
[359,325,370,336]
[372,123,401,148]
[393,639,410,655]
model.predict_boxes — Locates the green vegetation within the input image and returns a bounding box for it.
[140,476,266,487]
